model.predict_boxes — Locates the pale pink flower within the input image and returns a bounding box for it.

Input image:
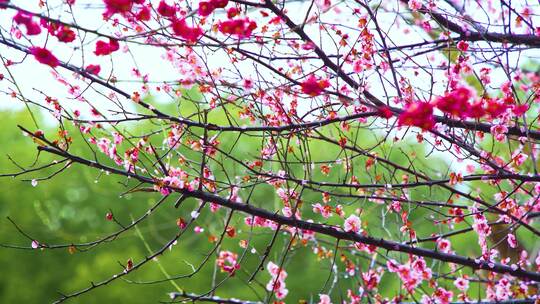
[343,214,361,233]
[318,294,331,304]
[454,277,470,291]
[507,233,517,248]
[408,0,422,11]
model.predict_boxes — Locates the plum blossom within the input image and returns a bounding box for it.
[312,203,332,218]
[434,87,474,118]
[94,38,120,56]
[266,261,288,299]
[300,74,330,96]
[13,11,41,35]
[423,287,453,304]
[171,18,203,43]
[511,150,528,166]
[343,214,361,233]
[436,238,452,253]
[361,268,382,290]
[218,18,257,39]
[457,41,469,52]
[217,250,240,274]
[85,64,101,75]
[490,124,508,142]
[397,101,435,130]
[102,0,144,18]
[157,0,176,17]
[30,47,59,67]
[454,277,469,291]
[408,0,422,11]
[318,294,332,304]
[387,257,432,292]
[507,233,518,248]
[198,0,228,16]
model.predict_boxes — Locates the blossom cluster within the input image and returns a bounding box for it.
[216,250,240,274]
[266,261,288,300]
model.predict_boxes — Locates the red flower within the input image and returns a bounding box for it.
[457,41,469,52]
[103,0,145,18]
[466,101,485,119]
[55,26,76,43]
[213,0,229,8]
[397,102,435,130]
[197,0,228,16]
[377,106,393,119]
[198,1,215,17]
[171,18,203,42]
[484,98,509,119]
[227,7,239,18]
[30,47,59,67]
[85,64,101,75]
[103,0,133,16]
[513,104,528,116]
[13,12,41,36]
[94,38,120,56]
[300,74,330,96]
[136,6,151,21]
[157,0,176,17]
[218,18,257,39]
[434,87,472,118]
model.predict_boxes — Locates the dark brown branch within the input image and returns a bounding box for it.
[35,144,540,283]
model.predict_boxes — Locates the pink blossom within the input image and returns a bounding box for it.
[490,124,508,142]
[266,261,288,299]
[300,74,330,96]
[387,257,432,292]
[343,214,361,233]
[511,150,528,166]
[457,41,469,52]
[436,238,452,253]
[433,287,453,304]
[507,233,517,248]
[112,132,123,145]
[318,294,331,304]
[408,0,422,11]
[361,268,382,290]
[217,250,240,274]
[312,203,332,218]
[454,277,469,291]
